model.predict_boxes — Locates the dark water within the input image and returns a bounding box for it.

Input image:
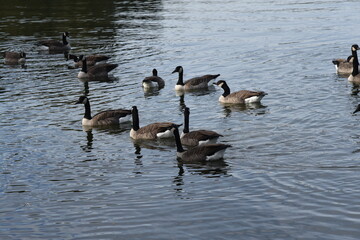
[1,0,360,239]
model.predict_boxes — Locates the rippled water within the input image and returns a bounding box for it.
[1,0,360,239]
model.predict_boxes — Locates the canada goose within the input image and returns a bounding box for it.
[38,32,71,52]
[332,55,355,75]
[348,44,360,83]
[4,51,26,65]
[215,80,267,104]
[75,96,131,126]
[77,58,118,79]
[67,54,110,68]
[171,66,220,91]
[130,106,180,140]
[142,69,165,89]
[181,107,223,146]
[171,124,231,162]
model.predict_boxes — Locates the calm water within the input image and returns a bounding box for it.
[1,0,360,239]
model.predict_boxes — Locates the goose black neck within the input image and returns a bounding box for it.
[176,70,184,86]
[221,82,231,97]
[352,49,359,76]
[84,100,92,120]
[62,34,68,45]
[132,107,140,131]
[173,127,185,153]
[81,59,87,73]
[183,108,190,133]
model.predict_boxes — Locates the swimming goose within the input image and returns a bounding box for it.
[348,44,360,83]
[130,106,180,140]
[75,96,131,126]
[332,55,355,75]
[77,58,118,79]
[67,54,110,68]
[215,80,267,104]
[142,69,165,89]
[38,32,71,52]
[171,66,220,91]
[4,51,26,65]
[171,124,231,162]
[181,107,223,146]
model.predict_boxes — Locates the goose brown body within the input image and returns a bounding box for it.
[181,107,222,146]
[78,58,118,79]
[130,106,179,140]
[332,56,354,74]
[38,32,71,52]
[215,80,267,104]
[172,66,220,90]
[142,69,165,89]
[4,51,26,64]
[171,125,230,162]
[75,96,131,126]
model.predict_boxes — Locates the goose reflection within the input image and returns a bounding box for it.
[178,94,186,112]
[143,87,161,97]
[175,86,216,97]
[221,102,267,117]
[80,129,94,152]
[173,164,185,195]
[133,143,144,175]
[178,160,229,177]
[131,137,176,151]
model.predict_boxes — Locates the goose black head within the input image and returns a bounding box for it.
[172,66,183,74]
[75,96,88,105]
[351,44,359,51]
[64,32,70,37]
[152,68,158,76]
[20,52,26,58]
[214,80,226,87]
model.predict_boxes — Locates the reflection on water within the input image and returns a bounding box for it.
[80,130,94,152]
[179,160,229,177]
[221,102,267,117]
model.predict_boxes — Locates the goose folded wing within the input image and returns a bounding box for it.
[230,90,265,99]
[185,74,220,86]
[38,40,63,47]
[184,130,223,141]
[92,109,131,121]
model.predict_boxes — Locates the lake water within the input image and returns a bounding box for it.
[1,0,360,239]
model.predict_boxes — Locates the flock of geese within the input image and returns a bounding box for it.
[3,32,360,161]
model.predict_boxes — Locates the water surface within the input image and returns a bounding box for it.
[1,0,360,239]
